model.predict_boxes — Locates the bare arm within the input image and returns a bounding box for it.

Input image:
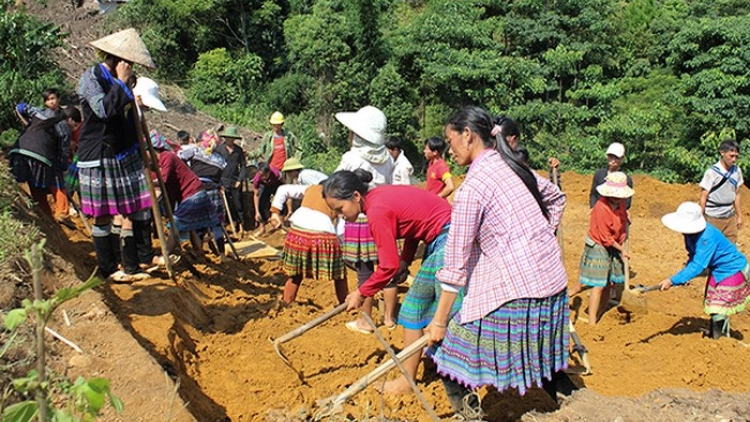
[699,189,709,215]
[438,177,455,199]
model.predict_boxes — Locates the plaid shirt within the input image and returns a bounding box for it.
[436,149,568,323]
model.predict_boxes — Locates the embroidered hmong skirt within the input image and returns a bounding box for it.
[578,236,625,287]
[78,150,151,217]
[283,227,345,281]
[11,154,55,189]
[173,190,216,233]
[398,225,463,330]
[201,180,224,225]
[431,289,569,395]
[704,264,750,316]
[342,214,378,264]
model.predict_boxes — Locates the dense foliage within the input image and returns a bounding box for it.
[0,0,65,135]
[6,0,750,181]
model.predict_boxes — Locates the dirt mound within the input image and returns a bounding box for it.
[12,2,750,421]
[29,170,750,422]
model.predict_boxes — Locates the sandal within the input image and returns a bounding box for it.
[345,320,374,335]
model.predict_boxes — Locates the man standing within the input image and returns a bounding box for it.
[700,139,743,243]
[259,111,299,171]
[215,126,247,234]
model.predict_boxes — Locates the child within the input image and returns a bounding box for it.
[386,136,413,185]
[275,183,348,305]
[658,202,750,339]
[423,136,454,198]
[252,162,283,236]
[589,142,633,209]
[577,171,634,325]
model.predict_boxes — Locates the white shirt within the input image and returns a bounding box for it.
[392,152,414,185]
[336,151,395,188]
[297,169,328,186]
[700,160,743,218]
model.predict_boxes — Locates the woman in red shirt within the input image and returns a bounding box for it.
[576,171,634,325]
[152,132,220,255]
[323,169,461,394]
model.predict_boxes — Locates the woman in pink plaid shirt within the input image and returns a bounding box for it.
[425,106,574,419]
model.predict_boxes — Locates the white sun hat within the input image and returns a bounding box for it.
[133,77,167,112]
[335,106,387,146]
[606,142,625,158]
[596,171,634,198]
[661,202,707,234]
[90,28,156,69]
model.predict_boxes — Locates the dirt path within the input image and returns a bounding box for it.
[38,171,750,422]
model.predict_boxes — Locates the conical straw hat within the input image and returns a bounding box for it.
[90,28,156,69]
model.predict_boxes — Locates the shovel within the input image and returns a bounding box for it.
[618,284,660,315]
[315,333,429,418]
[568,319,592,375]
[270,302,347,382]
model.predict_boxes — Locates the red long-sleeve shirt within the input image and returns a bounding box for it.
[158,151,203,206]
[360,185,452,297]
[588,196,627,247]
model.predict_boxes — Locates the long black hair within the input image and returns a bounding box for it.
[322,169,373,200]
[446,106,549,220]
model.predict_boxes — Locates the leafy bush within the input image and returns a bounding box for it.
[0,0,64,135]
[188,48,263,105]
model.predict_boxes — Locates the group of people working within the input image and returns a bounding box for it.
[9,27,750,420]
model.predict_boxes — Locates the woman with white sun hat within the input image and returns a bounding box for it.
[333,106,397,334]
[658,201,750,339]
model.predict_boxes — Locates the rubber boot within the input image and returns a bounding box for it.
[710,315,729,340]
[441,376,483,421]
[92,224,117,278]
[132,219,154,266]
[120,228,141,275]
[110,224,122,267]
[542,370,579,405]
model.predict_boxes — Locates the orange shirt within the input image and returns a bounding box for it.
[588,197,627,247]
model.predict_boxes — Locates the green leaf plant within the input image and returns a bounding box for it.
[1,241,121,422]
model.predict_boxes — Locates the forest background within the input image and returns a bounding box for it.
[2,0,750,181]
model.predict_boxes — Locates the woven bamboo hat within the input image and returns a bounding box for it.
[90,28,156,69]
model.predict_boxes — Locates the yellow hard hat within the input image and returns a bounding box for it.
[269,111,285,125]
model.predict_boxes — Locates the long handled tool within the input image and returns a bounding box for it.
[315,334,429,417]
[133,102,174,279]
[220,224,241,260]
[552,167,564,252]
[220,188,239,239]
[362,314,440,422]
[618,284,660,315]
[270,303,347,382]
[568,319,592,375]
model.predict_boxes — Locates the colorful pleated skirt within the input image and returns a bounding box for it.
[342,214,378,264]
[173,190,217,232]
[78,149,151,217]
[398,225,463,330]
[578,236,625,287]
[431,289,569,395]
[11,154,56,189]
[282,227,345,281]
[704,264,750,316]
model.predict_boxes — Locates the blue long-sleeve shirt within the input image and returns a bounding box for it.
[670,223,747,285]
